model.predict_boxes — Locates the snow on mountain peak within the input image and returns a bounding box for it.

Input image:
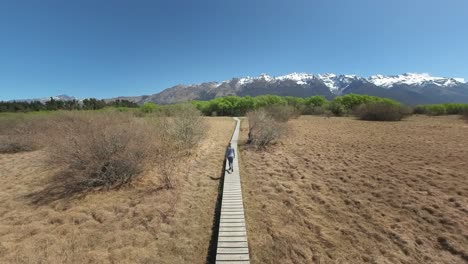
[234,72,314,86]
[368,73,464,88]
[317,73,362,94]
[237,76,253,86]
[276,72,314,85]
[227,72,466,94]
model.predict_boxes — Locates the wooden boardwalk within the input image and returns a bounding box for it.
[216,117,250,263]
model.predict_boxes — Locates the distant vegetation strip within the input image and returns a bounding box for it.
[192,94,468,117]
[2,94,468,117]
[0,98,138,112]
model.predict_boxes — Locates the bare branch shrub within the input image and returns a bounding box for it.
[142,104,206,189]
[0,115,49,153]
[151,117,178,189]
[264,105,300,122]
[149,104,205,188]
[45,111,158,190]
[157,103,206,151]
[247,109,286,148]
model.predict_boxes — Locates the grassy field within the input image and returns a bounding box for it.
[240,115,468,264]
[0,116,234,264]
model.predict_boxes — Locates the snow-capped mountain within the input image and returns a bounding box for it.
[316,73,364,94]
[10,94,78,103]
[131,72,467,105]
[13,73,468,105]
[368,73,465,88]
[214,72,466,97]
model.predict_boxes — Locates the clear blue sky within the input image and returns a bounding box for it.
[1,0,467,100]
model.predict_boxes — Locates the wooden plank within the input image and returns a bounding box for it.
[221,211,244,215]
[220,219,245,223]
[221,215,244,219]
[220,222,245,227]
[219,227,246,232]
[221,204,243,207]
[221,211,244,214]
[217,242,248,248]
[222,202,243,205]
[221,207,244,210]
[221,211,243,215]
[217,247,249,254]
[216,254,250,261]
[218,236,247,242]
[219,231,247,237]
[216,261,250,264]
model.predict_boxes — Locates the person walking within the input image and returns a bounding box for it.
[226,143,235,173]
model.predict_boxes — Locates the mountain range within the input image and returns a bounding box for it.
[11,73,468,105]
[110,72,468,105]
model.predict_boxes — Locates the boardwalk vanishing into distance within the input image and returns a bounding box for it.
[216,117,250,264]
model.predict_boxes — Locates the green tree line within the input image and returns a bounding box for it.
[191,94,468,117]
[0,98,138,112]
[3,94,467,116]
[191,94,402,116]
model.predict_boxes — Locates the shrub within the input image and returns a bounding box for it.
[0,141,34,153]
[302,106,326,115]
[330,94,400,116]
[463,109,468,122]
[0,114,49,153]
[246,109,285,148]
[354,102,411,121]
[140,102,159,114]
[161,103,206,150]
[412,104,468,116]
[264,105,300,122]
[328,101,347,116]
[46,112,159,190]
[443,103,468,115]
[413,105,426,115]
[424,105,447,116]
[304,96,327,107]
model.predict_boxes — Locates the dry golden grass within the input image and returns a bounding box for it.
[239,115,468,264]
[0,117,234,264]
